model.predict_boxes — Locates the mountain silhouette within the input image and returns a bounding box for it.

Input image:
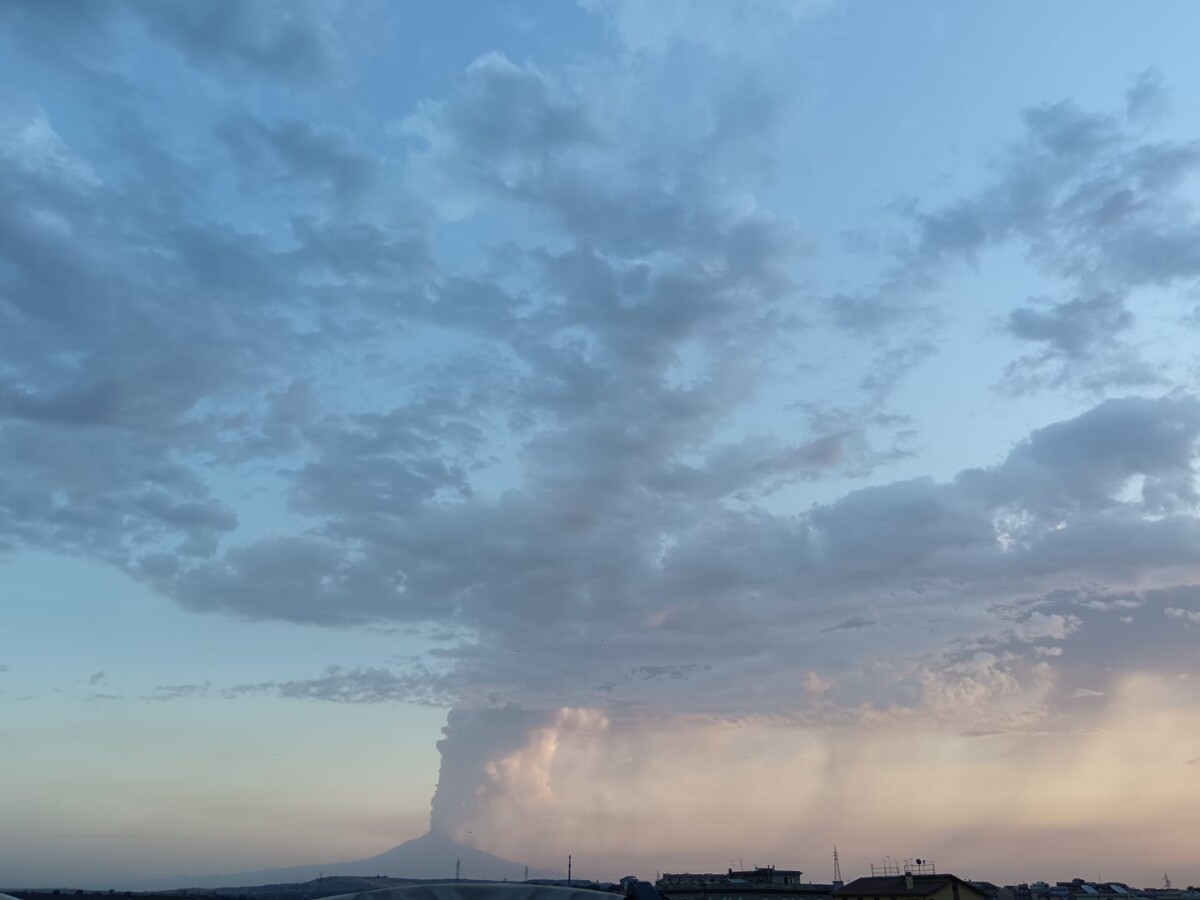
[133,831,551,889]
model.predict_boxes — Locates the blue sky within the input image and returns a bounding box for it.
[3,0,1200,889]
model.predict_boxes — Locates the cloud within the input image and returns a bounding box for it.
[1164,606,1200,626]
[579,0,836,57]
[147,682,211,702]
[158,391,1200,734]
[0,101,301,566]
[821,615,878,633]
[826,292,929,336]
[417,679,1200,872]
[216,113,378,206]
[984,394,1200,517]
[227,665,453,707]
[396,52,603,222]
[87,671,106,686]
[845,76,1200,395]
[403,52,599,172]
[124,0,344,85]
[7,17,1200,869]
[1012,612,1080,642]
[0,0,124,59]
[1,0,370,93]
[1126,68,1169,125]
[1007,292,1134,360]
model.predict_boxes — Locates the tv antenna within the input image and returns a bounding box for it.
[870,858,900,878]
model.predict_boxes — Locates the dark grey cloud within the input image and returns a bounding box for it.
[6,19,1200,852]
[597,663,711,694]
[1007,293,1133,361]
[821,615,877,633]
[0,0,123,54]
[121,63,1200,742]
[1126,68,1169,126]
[125,0,339,85]
[973,584,1200,719]
[983,394,1200,517]
[1003,292,1158,395]
[87,671,105,686]
[227,665,453,706]
[1,0,364,94]
[216,113,378,206]
[157,388,1200,731]
[837,74,1200,395]
[826,292,928,336]
[402,52,600,191]
[0,102,304,566]
[581,0,833,58]
[147,682,211,702]
[288,216,434,284]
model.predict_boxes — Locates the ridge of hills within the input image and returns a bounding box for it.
[130,832,555,891]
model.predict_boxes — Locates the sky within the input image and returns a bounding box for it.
[3,0,1200,890]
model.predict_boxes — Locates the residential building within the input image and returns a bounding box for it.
[835,873,987,900]
[658,866,833,900]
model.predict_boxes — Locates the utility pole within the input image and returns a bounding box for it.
[524,866,529,882]
[568,855,572,886]
[456,858,461,882]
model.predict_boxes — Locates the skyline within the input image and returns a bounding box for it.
[3,0,1200,889]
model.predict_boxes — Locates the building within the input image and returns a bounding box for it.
[999,881,1200,900]
[658,866,833,900]
[835,873,987,900]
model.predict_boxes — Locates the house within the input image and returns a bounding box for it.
[658,866,833,900]
[835,873,988,900]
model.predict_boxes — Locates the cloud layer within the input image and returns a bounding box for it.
[4,1,1200,878]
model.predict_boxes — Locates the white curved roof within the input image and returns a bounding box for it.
[325,884,612,900]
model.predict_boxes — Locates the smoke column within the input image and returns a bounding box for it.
[429,706,558,842]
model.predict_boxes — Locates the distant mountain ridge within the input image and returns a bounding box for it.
[133,832,553,890]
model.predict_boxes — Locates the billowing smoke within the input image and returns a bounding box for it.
[424,688,1200,880]
[429,706,562,841]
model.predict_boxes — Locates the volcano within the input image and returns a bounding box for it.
[332,830,540,881]
[134,831,550,889]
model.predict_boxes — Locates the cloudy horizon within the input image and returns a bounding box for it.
[3,0,1200,890]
